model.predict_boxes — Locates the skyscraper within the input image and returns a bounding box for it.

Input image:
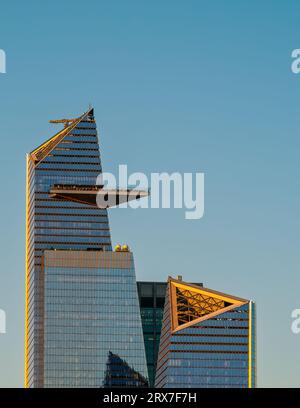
[25,108,148,387]
[155,277,256,388]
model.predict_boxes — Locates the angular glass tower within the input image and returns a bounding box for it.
[25,108,148,387]
[155,277,256,388]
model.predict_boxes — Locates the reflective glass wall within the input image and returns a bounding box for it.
[43,250,149,387]
[137,281,203,387]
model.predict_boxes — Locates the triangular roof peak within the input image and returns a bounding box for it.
[167,276,249,332]
[29,107,94,166]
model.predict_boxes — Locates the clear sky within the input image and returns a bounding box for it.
[0,0,299,387]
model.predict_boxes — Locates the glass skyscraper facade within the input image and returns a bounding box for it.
[155,277,256,388]
[137,280,203,387]
[25,108,148,387]
[43,250,148,387]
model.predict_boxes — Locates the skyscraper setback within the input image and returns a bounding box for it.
[25,108,148,387]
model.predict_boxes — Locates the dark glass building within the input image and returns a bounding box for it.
[155,277,256,388]
[137,282,167,387]
[25,108,148,387]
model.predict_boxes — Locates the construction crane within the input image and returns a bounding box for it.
[49,118,77,128]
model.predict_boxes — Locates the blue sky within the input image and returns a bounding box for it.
[0,0,300,387]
